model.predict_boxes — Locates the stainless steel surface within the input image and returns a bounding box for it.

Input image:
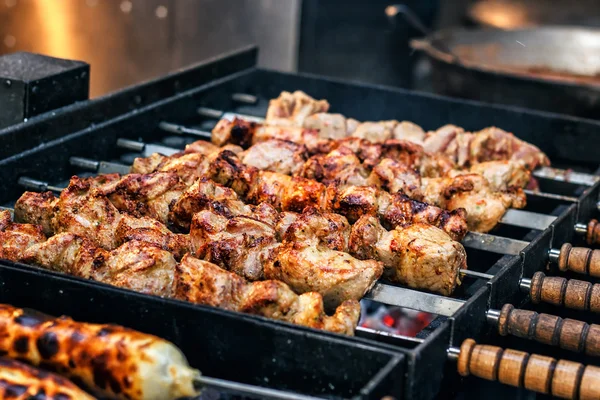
[69,156,99,171]
[412,26,600,79]
[468,0,600,29]
[356,326,425,344]
[0,0,301,98]
[462,232,528,256]
[197,107,226,119]
[500,209,556,231]
[159,122,211,138]
[18,177,63,193]
[486,308,501,325]
[534,167,600,186]
[575,223,589,235]
[364,283,465,316]
[446,346,461,361]
[519,277,532,292]
[460,269,494,280]
[198,376,323,400]
[97,161,130,175]
[547,247,561,263]
[117,139,180,157]
[221,112,266,123]
[524,190,578,203]
[231,93,258,104]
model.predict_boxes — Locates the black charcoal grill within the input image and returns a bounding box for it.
[2,46,600,399]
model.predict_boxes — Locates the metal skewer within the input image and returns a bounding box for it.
[195,376,322,400]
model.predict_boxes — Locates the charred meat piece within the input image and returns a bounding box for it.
[265,90,330,127]
[422,174,526,233]
[0,210,46,261]
[175,254,360,335]
[15,180,191,259]
[190,209,383,307]
[20,234,177,298]
[349,217,467,296]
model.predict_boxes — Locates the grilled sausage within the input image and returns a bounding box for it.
[0,304,201,400]
[0,357,96,399]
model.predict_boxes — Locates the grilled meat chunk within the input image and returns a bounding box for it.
[266,90,330,127]
[169,178,254,231]
[238,139,309,175]
[15,179,191,259]
[0,358,96,400]
[190,209,383,307]
[20,234,177,297]
[424,125,550,170]
[459,160,531,192]
[421,174,526,233]
[349,217,467,295]
[0,304,201,399]
[208,150,468,239]
[0,210,46,260]
[190,211,280,281]
[95,172,186,226]
[175,254,360,335]
[13,191,58,236]
[264,91,550,170]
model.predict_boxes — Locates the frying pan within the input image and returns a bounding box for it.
[387,5,600,118]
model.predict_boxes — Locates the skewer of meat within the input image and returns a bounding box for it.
[145,133,526,234]
[14,176,384,306]
[0,210,360,335]
[263,90,550,170]
[0,358,96,399]
[16,174,465,298]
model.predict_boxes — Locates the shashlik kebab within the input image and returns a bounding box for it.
[14,176,385,306]
[0,303,201,400]
[135,124,529,236]
[263,90,551,171]
[92,136,553,247]
[205,126,528,233]
[0,358,96,399]
[14,174,463,299]
[120,147,469,241]
[16,175,600,316]
[0,210,360,335]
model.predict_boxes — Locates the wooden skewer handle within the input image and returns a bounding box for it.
[585,219,600,246]
[497,304,600,356]
[529,272,600,313]
[457,338,600,399]
[558,243,600,278]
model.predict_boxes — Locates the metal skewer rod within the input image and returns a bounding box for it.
[158,121,211,138]
[195,376,322,400]
[523,190,578,202]
[17,177,64,193]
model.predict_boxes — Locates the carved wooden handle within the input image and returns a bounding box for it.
[558,243,600,278]
[457,338,600,399]
[529,272,600,313]
[585,219,600,246]
[497,304,600,356]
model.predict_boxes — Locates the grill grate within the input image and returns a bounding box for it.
[1,47,600,399]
